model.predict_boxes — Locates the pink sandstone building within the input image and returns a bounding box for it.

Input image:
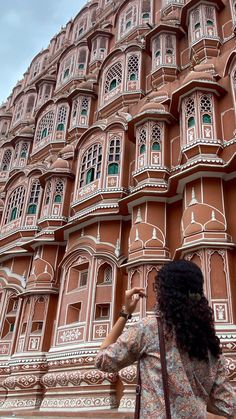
[0,0,236,416]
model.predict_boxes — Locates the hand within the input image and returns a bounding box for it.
[124,287,146,315]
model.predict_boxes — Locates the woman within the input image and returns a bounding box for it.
[95,260,236,418]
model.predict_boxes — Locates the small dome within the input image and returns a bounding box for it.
[59,144,74,154]
[140,99,165,114]
[20,125,34,136]
[50,157,69,170]
[183,70,214,85]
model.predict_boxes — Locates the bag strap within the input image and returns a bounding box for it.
[135,316,171,419]
[134,358,141,419]
[157,315,172,419]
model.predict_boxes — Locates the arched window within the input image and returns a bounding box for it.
[192,8,201,42]
[1,149,12,171]
[152,142,160,151]
[127,54,139,81]
[153,36,161,69]
[1,121,8,136]
[80,144,102,188]
[107,136,120,177]
[36,110,54,143]
[57,123,64,131]
[59,54,75,85]
[44,182,51,205]
[56,105,68,132]
[20,143,29,159]
[185,96,196,143]
[54,179,64,203]
[78,49,87,72]
[188,117,195,128]
[104,266,112,283]
[141,0,151,20]
[108,163,119,174]
[119,4,138,39]
[27,180,41,215]
[138,126,147,156]
[54,195,62,203]
[5,186,26,224]
[200,94,213,139]
[27,204,37,214]
[104,62,123,95]
[25,95,35,116]
[81,97,89,115]
[140,144,146,154]
[202,114,212,124]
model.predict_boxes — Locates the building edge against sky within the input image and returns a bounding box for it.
[0,0,235,415]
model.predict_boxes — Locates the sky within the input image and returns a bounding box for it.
[0,0,87,104]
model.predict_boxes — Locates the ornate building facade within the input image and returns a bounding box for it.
[0,0,236,416]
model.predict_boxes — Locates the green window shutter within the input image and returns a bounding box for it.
[109,79,117,91]
[140,144,146,154]
[41,128,48,139]
[188,117,195,128]
[20,151,27,158]
[86,168,95,184]
[63,68,70,79]
[57,123,64,131]
[152,142,160,151]
[54,195,62,203]
[129,73,137,81]
[108,163,118,175]
[81,109,87,116]
[202,114,212,124]
[10,207,17,221]
[207,20,213,26]
[27,204,37,214]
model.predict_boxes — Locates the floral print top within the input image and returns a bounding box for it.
[95,317,236,419]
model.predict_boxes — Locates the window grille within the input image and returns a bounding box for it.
[127,54,139,81]
[55,179,64,195]
[108,136,120,163]
[1,121,8,135]
[36,111,54,142]
[200,94,212,113]
[104,63,122,93]
[193,8,200,26]
[26,95,35,115]
[185,97,195,116]
[80,271,88,287]
[104,266,112,283]
[81,97,89,115]
[151,124,162,148]
[80,144,102,187]
[14,99,24,122]
[27,180,41,214]
[78,49,87,70]
[1,149,12,171]
[5,186,26,224]
[56,105,67,131]
[120,4,138,38]
[20,143,29,158]
[45,181,52,204]
[205,6,214,21]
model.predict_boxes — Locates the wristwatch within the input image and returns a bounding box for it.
[119,309,132,320]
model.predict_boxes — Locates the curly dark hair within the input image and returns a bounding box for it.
[155,259,221,361]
